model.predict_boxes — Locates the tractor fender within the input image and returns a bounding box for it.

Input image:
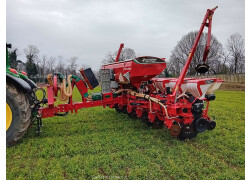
[24,78,37,89]
[6,74,31,94]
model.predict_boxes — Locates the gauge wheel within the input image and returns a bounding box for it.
[178,124,198,141]
[152,118,164,129]
[141,112,152,126]
[128,109,137,119]
[114,104,122,113]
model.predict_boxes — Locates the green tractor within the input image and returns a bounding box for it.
[6,44,37,147]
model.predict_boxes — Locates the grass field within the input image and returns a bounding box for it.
[6,88,245,179]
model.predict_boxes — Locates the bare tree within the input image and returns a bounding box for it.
[226,33,245,74]
[68,56,78,75]
[35,56,41,79]
[56,55,66,74]
[168,31,224,76]
[102,51,115,64]
[47,56,56,73]
[39,55,47,81]
[24,45,39,62]
[65,67,71,77]
[213,50,231,74]
[119,48,136,61]
[102,47,136,65]
[81,63,90,70]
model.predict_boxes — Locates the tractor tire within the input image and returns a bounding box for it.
[6,83,31,147]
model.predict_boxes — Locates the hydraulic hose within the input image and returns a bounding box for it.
[129,91,169,118]
[115,89,169,118]
[59,75,73,101]
[47,74,53,86]
[47,74,73,101]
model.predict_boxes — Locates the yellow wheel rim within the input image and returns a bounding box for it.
[6,103,12,131]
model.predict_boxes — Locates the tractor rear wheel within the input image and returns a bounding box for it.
[6,83,31,147]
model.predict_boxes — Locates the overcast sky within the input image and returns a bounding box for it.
[7,0,245,70]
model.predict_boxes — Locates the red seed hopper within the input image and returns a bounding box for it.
[102,56,166,89]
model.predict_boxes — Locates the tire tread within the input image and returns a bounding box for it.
[6,83,31,147]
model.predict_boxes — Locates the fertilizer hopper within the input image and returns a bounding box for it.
[169,78,195,94]
[186,79,214,99]
[185,78,223,101]
[153,78,177,93]
[203,78,223,94]
[102,56,166,89]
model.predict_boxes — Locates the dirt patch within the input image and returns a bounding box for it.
[220,82,245,91]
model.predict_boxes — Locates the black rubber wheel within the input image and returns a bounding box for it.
[152,118,164,129]
[178,131,198,141]
[195,118,208,133]
[141,113,152,126]
[178,124,198,141]
[127,109,137,119]
[6,83,31,147]
[207,121,216,130]
[114,104,122,113]
[121,106,128,114]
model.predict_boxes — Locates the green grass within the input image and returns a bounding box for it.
[6,88,245,179]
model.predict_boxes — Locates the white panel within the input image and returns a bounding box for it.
[186,83,200,98]
[169,81,176,90]
[200,84,212,99]
[207,82,222,94]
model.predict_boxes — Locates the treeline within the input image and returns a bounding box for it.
[8,32,244,82]
[8,45,91,83]
[164,32,245,77]
[100,32,245,78]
